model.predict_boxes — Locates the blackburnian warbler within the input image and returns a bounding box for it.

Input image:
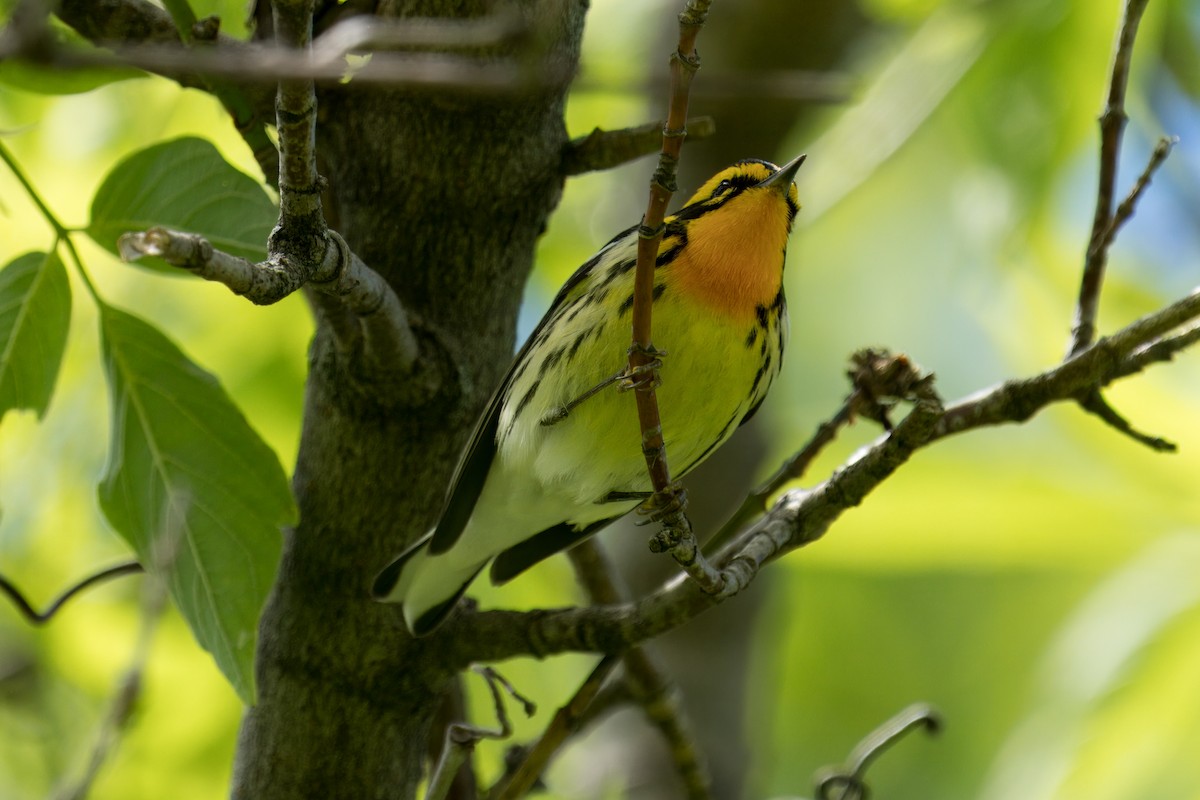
[374,155,805,635]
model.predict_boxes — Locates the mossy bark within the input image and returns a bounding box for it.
[231,3,587,797]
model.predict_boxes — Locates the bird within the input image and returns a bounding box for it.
[373,154,805,636]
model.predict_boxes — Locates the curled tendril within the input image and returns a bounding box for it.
[814,704,942,800]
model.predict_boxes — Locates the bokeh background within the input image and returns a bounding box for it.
[2,0,1199,798]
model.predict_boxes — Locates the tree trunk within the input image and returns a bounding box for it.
[231,3,587,796]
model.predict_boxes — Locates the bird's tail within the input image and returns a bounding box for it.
[372,534,484,636]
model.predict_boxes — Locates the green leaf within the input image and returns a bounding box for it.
[0,251,71,422]
[97,305,293,703]
[88,137,276,274]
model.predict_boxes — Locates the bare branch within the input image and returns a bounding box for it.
[446,286,1200,665]
[1068,0,1151,356]
[110,2,424,380]
[117,227,303,302]
[427,666,533,800]
[707,346,936,551]
[1077,390,1175,452]
[562,116,716,176]
[1111,321,1200,380]
[568,542,712,799]
[0,561,143,624]
[487,656,619,800]
[1099,135,1177,254]
[623,0,723,598]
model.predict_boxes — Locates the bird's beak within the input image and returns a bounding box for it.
[758,153,806,194]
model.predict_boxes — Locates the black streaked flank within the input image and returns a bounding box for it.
[563,303,585,325]
[755,304,769,329]
[619,283,666,317]
[568,328,590,360]
[539,345,567,377]
[600,258,636,287]
[745,327,758,348]
[749,362,766,397]
[512,379,541,420]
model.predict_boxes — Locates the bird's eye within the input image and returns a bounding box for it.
[713,179,733,196]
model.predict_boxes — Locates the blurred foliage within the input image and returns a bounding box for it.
[2,0,1200,799]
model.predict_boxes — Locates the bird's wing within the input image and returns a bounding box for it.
[488,515,624,584]
[428,225,638,556]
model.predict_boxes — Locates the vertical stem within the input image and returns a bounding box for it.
[627,2,712,496]
[1068,0,1150,356]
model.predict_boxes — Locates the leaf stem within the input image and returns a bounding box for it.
[0,140,105,304]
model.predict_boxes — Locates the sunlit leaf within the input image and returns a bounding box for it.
[87,136,276,274]
[97,305,294,703]
[0,251,71,422]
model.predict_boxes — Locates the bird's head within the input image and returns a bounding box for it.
[676,154,805,233]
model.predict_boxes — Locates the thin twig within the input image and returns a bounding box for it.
[626,0,722,593]
[1098,135,1177,254]
[1110,321,1200,380]
[427,667,535,800]
[0,561,144,624]
[118,227,420,372]
[562,117,716,176]
[1062,1,1175,451]
[709,350,934,554]
[42,0,277,182]
[1068,0,1151,356]
[488,656,620,800]
[1077,390,1175,451]
[568,542,713,800]
[708,393,858,551]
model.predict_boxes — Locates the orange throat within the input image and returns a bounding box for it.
[669,192,790,324]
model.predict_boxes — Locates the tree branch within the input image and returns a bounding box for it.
[567,541,712,799]
[427,667,533,800]
[1068,0,1150,357]
[561,116,716,176]
[445,286,1200,665]
[109,4,425,385]
[487,656,619,800]
[624,0,722,598]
